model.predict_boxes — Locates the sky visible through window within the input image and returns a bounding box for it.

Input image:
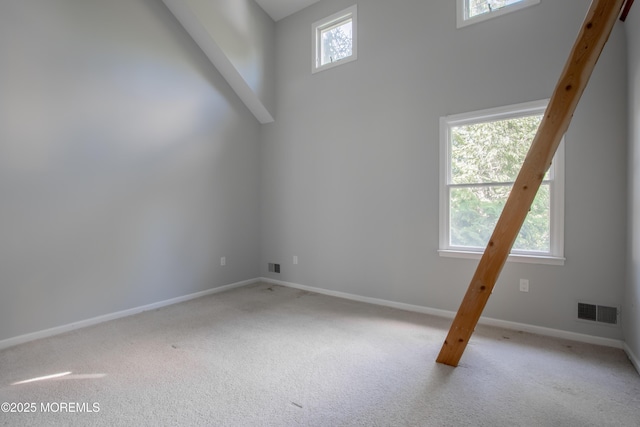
[468,0,525,18]
[320,21,352,66]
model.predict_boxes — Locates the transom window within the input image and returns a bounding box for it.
[457,0,540,28]
[312,5,357,74]
[439,100,565,265]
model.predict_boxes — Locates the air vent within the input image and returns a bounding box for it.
[597,305,618,325]
[268,263,280,273]
[577,302,618,325]
[578,302,597,321]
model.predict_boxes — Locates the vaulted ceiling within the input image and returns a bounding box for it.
[254,0,323,21]
[162,0,325,125]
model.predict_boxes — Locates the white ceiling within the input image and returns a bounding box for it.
[254,0,323,21]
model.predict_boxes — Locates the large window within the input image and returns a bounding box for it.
[312,5,357,74]
[439,100,565,265]
[457,0,540,28]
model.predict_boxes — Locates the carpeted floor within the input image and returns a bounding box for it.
[1,282,639,426]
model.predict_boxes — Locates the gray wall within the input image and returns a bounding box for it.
[260,0,629,339]
[0,0,261,341]
[0,0,632,347]
[625,5,640,362]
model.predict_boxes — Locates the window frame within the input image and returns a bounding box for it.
[456,0,540,29]
[439,99,565,265]
[312,5,358,74]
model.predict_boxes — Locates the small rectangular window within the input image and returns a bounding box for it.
[312,5,357,74]
[457,0,540,28]
[439,100,565,265]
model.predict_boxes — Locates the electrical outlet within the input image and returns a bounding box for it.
[519,279,529,292]
[293,256,298,265]
[221,257,226,266]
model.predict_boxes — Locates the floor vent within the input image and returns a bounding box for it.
[577,302,618,325]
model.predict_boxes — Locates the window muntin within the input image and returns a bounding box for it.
[313,5,357,73]
[457,0,540,28]
[439,100,565,264]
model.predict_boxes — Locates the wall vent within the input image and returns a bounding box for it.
[577,302,618,325]
[596,305,618,325]
[268,263,280,273]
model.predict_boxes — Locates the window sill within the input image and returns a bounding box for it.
[438,249,565,266]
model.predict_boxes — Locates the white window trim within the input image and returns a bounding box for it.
[457,0,540,29]
[438,99,565,266]
[312,5,357,74]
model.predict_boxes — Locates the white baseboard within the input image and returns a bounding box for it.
[261,277,625,350]
[477,316,624,349]
[624,343,640,375]
[0,278,259,351]
[3,276,630,360]
[261,277,456,318]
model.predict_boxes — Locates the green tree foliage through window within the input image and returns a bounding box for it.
[449,115,551,252]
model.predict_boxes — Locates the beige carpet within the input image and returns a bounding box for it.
[1,282,639,426]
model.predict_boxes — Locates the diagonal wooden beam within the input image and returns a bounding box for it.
[436,0,626,367]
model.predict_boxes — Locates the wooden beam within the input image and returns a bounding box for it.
[436,0,626,367]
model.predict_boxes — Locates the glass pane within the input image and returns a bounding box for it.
[450,185,510,248]
[450,184,550,252]
[321,20,352,66]
[450,115,542,185]
[513,184,550,252]
[468,0,527,18]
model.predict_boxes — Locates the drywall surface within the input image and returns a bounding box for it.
[0,0,261,341]
[625,4,640,363]
[260,0,628,339]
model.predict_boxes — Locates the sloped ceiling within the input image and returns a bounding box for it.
[254,0,323,21]
[162,0,322,124]
[162,0,275,124]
